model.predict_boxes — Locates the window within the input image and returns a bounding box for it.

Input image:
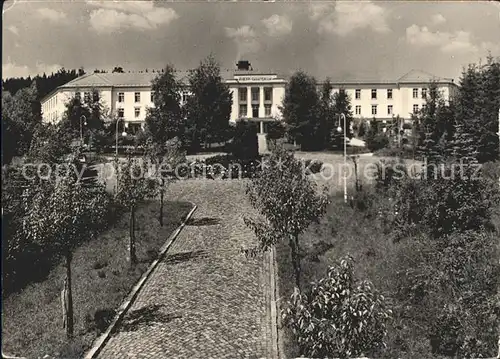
[118,92,124,102]
[371,105,377,115]
[239,104,247,118]
[422,88,427,98]
[75,92,81,100]
[252,105,259,118]
[387,105,393,115]
[84,92,90,102]
[355,89,361,100]
[413,104,419,113]
[264,104,272,117]
[264,87,272,102]
[134,107,140,118]
[239,88,247,102]
[134,92,140,103]
[128,123,142,135]
[355,105,361,115]
[422,104,427,112]
[117,108,124,118]
[371,89,377,99]
[150,92,154,103]
[93,92,99,102]
[251,87,259,102]
[412,88,418,98]
[387,89,393,99]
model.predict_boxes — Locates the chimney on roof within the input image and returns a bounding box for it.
[236,60,252,71]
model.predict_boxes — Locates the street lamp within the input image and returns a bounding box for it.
[115,118,128,159]
[337,113,347,203]
[80,115,87,145]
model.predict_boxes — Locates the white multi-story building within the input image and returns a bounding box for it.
[40,63,457,135]
[323,69,458,123]
[40,61,287,135]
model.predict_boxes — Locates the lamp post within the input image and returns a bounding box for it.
[337,113,347,203]
[114,118,128,194]
[80,115,87,146]
[115,118,128,159]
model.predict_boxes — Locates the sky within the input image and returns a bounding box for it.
[2,0,500,82]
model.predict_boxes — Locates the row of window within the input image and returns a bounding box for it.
[75,91,190,104]
[238,87,273,103]
[239,104,272,118]
[352,88,428,100]
[45,96,58,109]
[75,92,100,102]
[355,104,425,116]
[117,107,143,118]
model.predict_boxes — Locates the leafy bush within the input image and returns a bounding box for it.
[282,255,392,358]
[303,159,323,174]
[366,133,390,152]
[374,159,408,192]
[481,160,500,182]
[177,154,262,180]
[373,162,500,240]
[391,231,500,358]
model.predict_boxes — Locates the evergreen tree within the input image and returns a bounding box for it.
[318,79,335,149]
[330,88,354,149]
[417,82,447,178]
[145,65,184,145]
[453,58,500,163]
[184,55,232,152]
[281,71,320,150]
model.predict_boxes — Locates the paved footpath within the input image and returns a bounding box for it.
[97,179,274,359]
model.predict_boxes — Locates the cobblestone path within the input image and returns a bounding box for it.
[97,180,274,359]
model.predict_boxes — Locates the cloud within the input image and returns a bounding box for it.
[309,3,334,21]
[7,25,19,36]
[261,14,292,37]
[2,61,63,79]
[431,13,446,25]
[406,25,479,54]
[87,1,179,33]
[224,25,261,58]
[310,1,390,36]
[37,8,68,23]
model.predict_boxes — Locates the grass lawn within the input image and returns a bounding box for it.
[2,200,193,359]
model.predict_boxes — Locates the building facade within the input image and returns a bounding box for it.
[323,69,458,124]
[40,66,457,134]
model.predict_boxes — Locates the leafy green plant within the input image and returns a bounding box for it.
[282,255,392,358]
[115,153,157,265]
[245,146,328,290]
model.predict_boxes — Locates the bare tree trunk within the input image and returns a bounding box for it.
[128,205,137,265]
[289,235,301,291]
[64,251,74,339]
[159,180,164,227]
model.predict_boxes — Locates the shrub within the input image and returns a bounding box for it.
[282,255,392,358]
[374,159,408,192]
[481,160,500,182]
[366,133,390,152]
[229,120,259,161]
[391,231,500,358]
[375,163,500,240]
[177,154,262,180]
[374,146,416,159]
[303,159,323,174]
